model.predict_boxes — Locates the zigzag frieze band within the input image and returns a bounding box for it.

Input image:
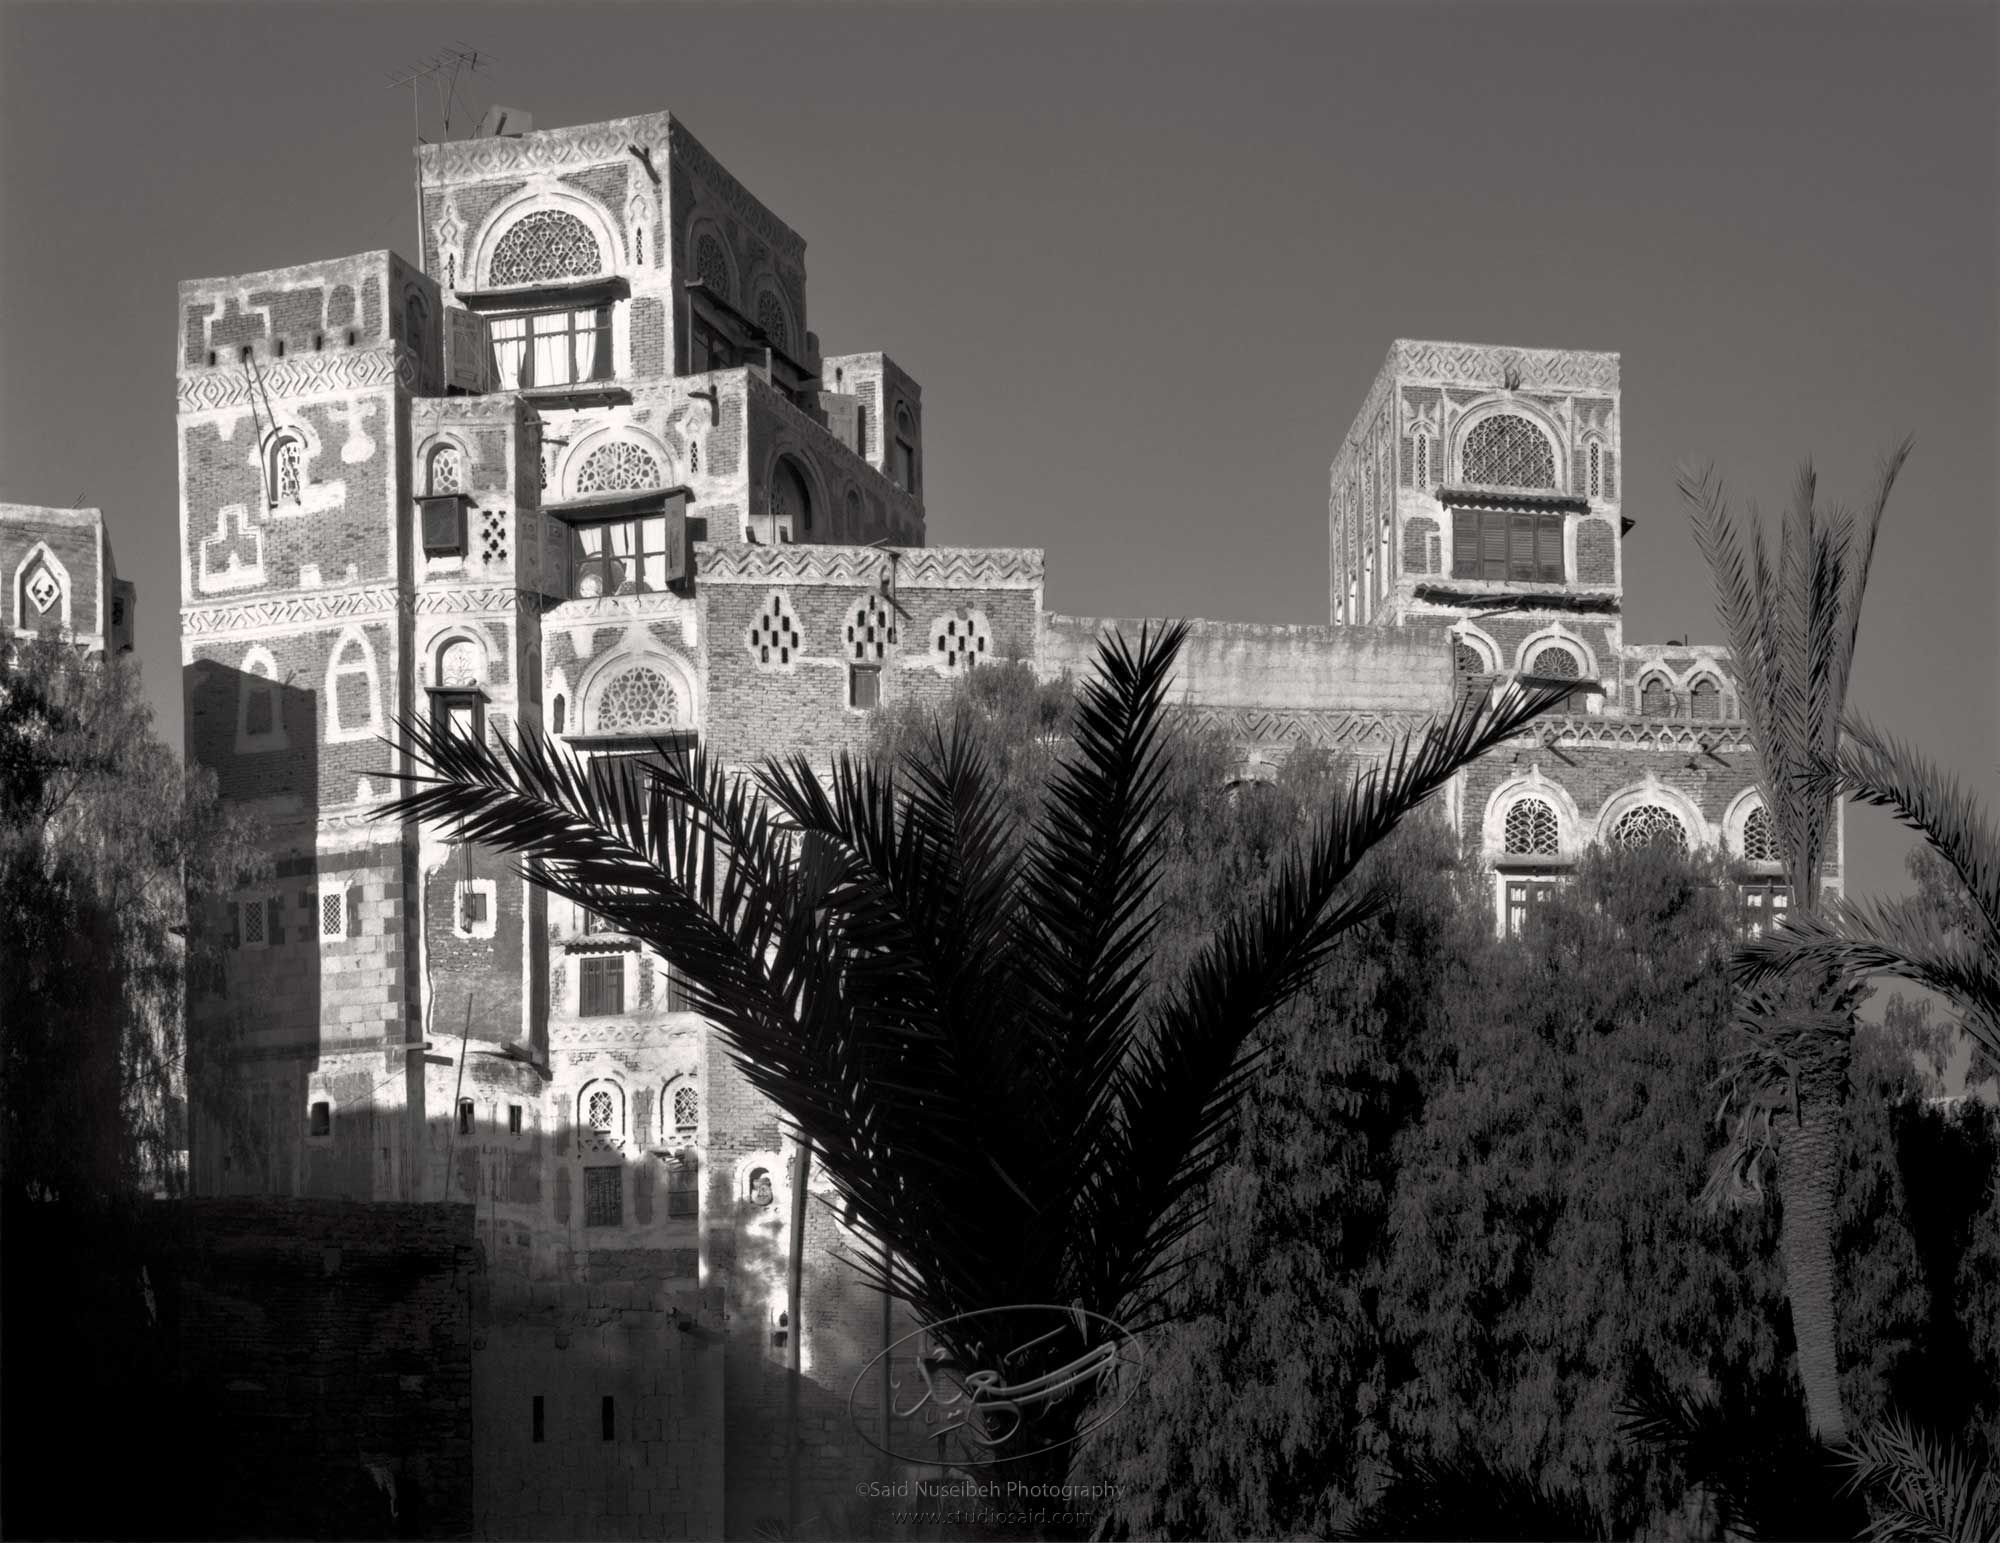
[178,347,418,412]
[695,544,1044,587]
[1181,707,1432,748]
[183,587,407,634]
[1394,341,1620,393]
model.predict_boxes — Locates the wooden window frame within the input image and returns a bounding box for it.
[1452,509,1566,584]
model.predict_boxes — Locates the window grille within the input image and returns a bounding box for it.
[1504,799,1560,856]
[694,234,731,298]
[580,957,624,1017]
[428,445,461,496]
[1454,641,1486,676]
[1742,805,1778,863]
[1613,805,1688,853]
[1529,646,1579,679]
[671,1085,698,1135]
[594,666,678,731]
[320,891,346,939]
[755,292,790,353]
[490,210,602,285]
[273,436,303,504]
[584,1166,622,1227]
[1461,414,1557,489]
[588,1089,615,1131]
[571,516,676,598]
[1588,442,1602,498]
[241,898,266,946]
[1690,678,1721,720]
[1415,436,1429,488]
[575,441,661,496]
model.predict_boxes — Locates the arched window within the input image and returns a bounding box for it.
[236,647,284,750]
[437,637,482,688]
[755,291,791,354]
[403,289,429,352]
[772,456,812,537]
[1689,677,1722,720]
[1613,804,1689,853]
[575,441,661,495]
[326,628,383,743]
[670,1084,698,1138]
[551,694,567,734]
[593,665,679,733]
[1461,414,1558,490]
[694,234,732,299]
[427,444,462,496]
[269,433,305,506]
[578,1079,625,1142]
[489,209,602,286]
[1742,804,1778,863]
[1640,676,1671,715]
[1504,798,1560,857]
[1528,646,1589,711]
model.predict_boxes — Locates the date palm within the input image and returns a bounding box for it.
[378,622,1564,1481]
[1681,441,1909,1445]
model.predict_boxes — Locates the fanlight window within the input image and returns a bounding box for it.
[428,445,462,496]
[1461,414,1557,490]
[1613,805,1689,853]
[489,209,602,286]
[437,639,481,688]
[671,1085,698,1136]
[575,441,661,495]
[694,234,732,299]
[1528,646,1579,679]
[271,434,304,504]
[1504,798,1560,857]
[594,666,678,732]
[755,292,790,354]
[1742,804,1778,863]
[1454,641,1486,675]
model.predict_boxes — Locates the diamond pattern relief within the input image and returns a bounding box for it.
[930,609,991,674]
[747,591,803,670]
[24,563,60,615]
[845,594,897,662]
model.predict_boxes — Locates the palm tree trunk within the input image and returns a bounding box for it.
[1775,1095,1846,1445]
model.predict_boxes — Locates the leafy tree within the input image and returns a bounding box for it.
[0,632,265,1205]
[380,623,1566,1519]
[1682,445,1910,1444]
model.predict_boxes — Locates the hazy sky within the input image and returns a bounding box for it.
[2,1,1993,907]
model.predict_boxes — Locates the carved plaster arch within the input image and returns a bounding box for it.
[1480,768,1585,864]
[557,421,676,501]
[1447,396,1569,492]
[1593,776,1711,853]
[424,626,490,690]
[1515,623,1600,682]
[1721,785,1779,863]
[574,644,698,734]
[417,431,474,497]
[470,185,620,289]
[1449,622,1502,674]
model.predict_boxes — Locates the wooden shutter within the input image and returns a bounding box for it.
[1537,515,1565,583]
[267,897,285,945]
[1508,513,1536,580]
[1452,510,1479,579]
[1481,512,1508,579]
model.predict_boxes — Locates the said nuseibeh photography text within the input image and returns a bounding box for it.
[1,2,1995,1540]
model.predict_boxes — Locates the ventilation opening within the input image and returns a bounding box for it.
[309,1101,331,1138]
[345,330,356,346]
[239,345,253,361]
[206,350,217,367]
[601,1395,615,1442]
[313,333,324,352]
[457,1100,473,1135]
[508,1104,523,1134]
[274,339,286,357]
[532,1396,544,1443]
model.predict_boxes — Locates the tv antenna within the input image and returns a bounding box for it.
[387,45,494,263]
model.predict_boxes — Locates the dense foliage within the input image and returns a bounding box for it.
[0,632,266,1205]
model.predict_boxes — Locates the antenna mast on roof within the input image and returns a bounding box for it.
[386,45,494,272]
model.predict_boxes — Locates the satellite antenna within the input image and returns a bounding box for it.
[386,45,494,264]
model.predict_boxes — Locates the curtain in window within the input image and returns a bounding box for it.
[491,317,528,390]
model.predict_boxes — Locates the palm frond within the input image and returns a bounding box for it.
[1838,1415,2000,1543]
[1071,677,1572,1326]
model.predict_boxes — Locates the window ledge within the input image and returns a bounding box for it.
[543,487,695,523]
[520,383,633,410]
[1437,486,1591,514]
[1494,855,1576,872]
[456,276,630,312]
[566,937,640,955]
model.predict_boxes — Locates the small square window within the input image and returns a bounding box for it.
[508,1104,523,1135]
[585,1166,622,1227]
[308,1101,331,1138]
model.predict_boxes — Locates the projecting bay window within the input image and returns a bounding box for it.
[570,516,679,598]
[1452,509,1566,584]
[489,307,611,391]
